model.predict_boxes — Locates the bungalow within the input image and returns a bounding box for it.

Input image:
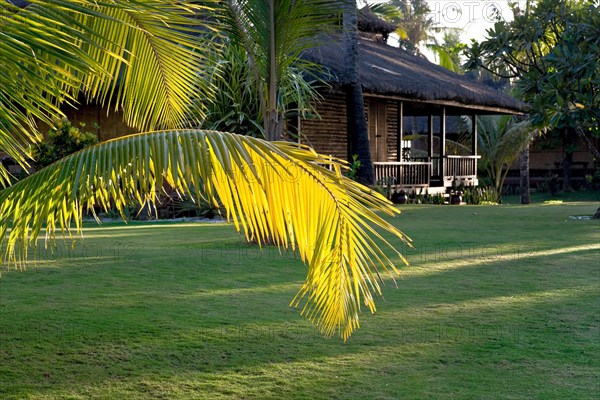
[299,32,525,194]
[3,8,525,196]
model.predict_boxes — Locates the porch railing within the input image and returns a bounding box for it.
[445,155,480,178]
[411,157,442,177]
[373,162,431,187]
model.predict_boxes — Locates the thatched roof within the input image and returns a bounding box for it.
[357,6,397,36]
[304,34,525,115]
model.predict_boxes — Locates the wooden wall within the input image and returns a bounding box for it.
[299,91,402,163]
[299,91,348,160]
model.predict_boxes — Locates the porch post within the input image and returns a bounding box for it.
[440,107,446,178]
[397,101,403,162]
[428,113,433,161]
[472,114,478,156]
[472,113,478,179]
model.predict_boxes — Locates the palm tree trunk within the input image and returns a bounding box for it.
[266,0,280,141]
[343,0,374,185]
[519,145,530,204]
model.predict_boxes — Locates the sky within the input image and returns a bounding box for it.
[363,0,526,42]
[361,0,526,62]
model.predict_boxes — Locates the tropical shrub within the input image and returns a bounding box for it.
[33,118,99,168]
[195,44,264,137]
[461,186,499,205]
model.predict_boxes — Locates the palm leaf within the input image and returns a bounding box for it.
[0,0,216,187]
[427,43,462,73]
[0,129,411,340]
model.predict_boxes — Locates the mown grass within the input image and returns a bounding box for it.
[502,189,600,204]
[1,201,599,399]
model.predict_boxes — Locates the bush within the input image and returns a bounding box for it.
[408,192,446,205]
[462,186,499,205]
[33,117,99,168]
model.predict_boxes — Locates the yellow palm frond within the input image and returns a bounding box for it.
[70,0,217,131]
[0,130,410,340]
[0,0,216,187]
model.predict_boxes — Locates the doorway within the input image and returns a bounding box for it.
[367,98,388,162]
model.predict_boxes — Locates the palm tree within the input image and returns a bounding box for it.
[0,0,411,340]
[1,0,213,185]
[343,0,374,184]
[427,31,465,73]
[370,0,435,53]
[474,116,536,201]
[218,0,339,141]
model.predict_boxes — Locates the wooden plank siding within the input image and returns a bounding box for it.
[298,91,348,160]
[299,91,400,164]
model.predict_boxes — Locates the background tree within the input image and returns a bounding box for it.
[193,43,265,137]
[427,30,465,73]
[370,0,435,54]
[472,116,536,202]
[465,0,600,192]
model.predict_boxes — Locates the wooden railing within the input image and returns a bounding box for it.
[373,162,431,187]
[374,156,479,189]
[446,155,480,178]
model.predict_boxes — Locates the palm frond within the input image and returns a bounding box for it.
[71,0,218,131]
[370,3,403,24]
[0,0,217,187]
[0,130,411,340]
[427,43,461,73]
[495,119,536,166]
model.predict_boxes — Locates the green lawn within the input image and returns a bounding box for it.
[1,202,599,399]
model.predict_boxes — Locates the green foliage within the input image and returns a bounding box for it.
[218,0,338,140]
[99,203,139,221]
[407,192,445,205]
[584,164,600,191]
[465,0,600,153]
[427,31,466,73]
[347,154,361,180]
[461,186,500,205]
[171,186,223,219]
[195,44,264,137]
[472,116,537,198]
[196,39,323,140]
[536,174,561,196]
[516,2,600,135]
[33,118,99,168]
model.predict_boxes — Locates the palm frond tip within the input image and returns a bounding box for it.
[0,130,411,340]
